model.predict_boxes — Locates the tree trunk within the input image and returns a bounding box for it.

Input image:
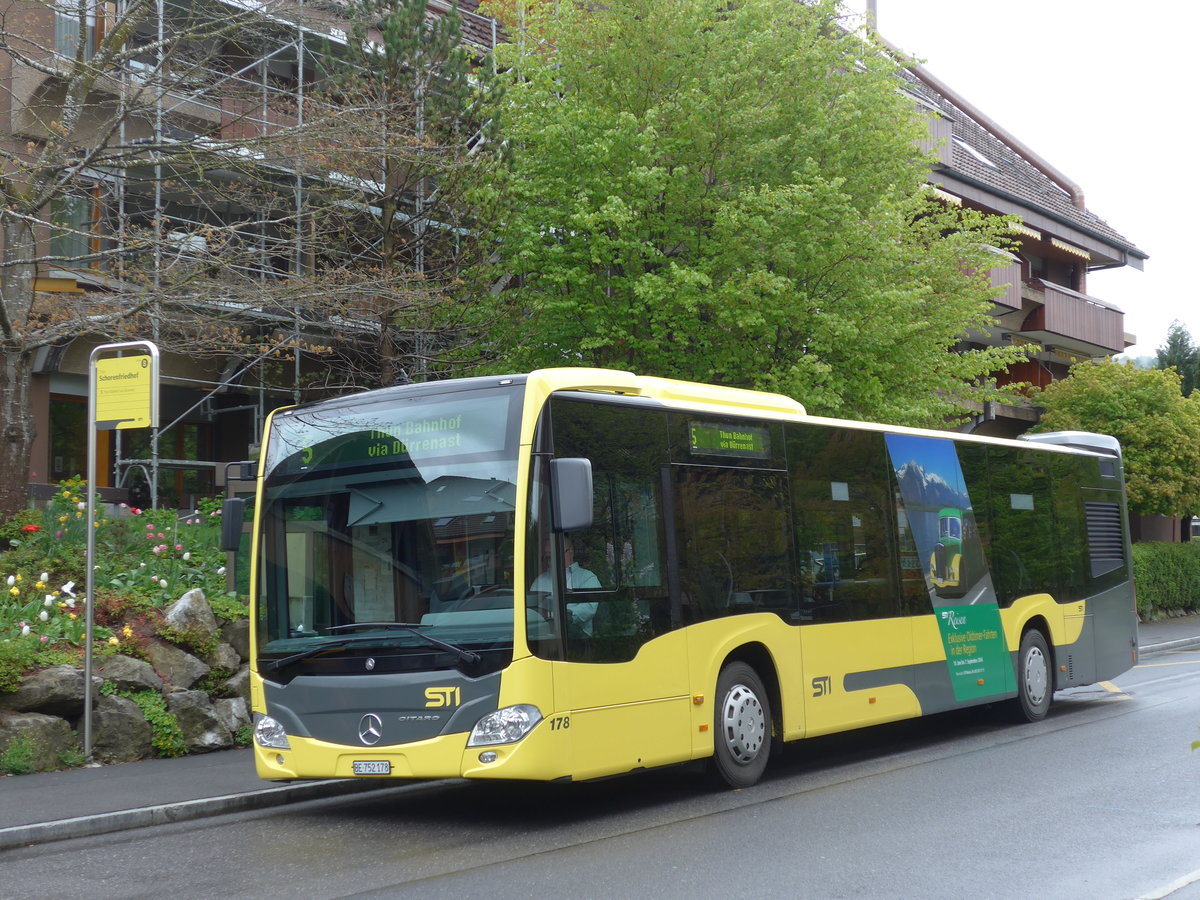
[0,343,35,518]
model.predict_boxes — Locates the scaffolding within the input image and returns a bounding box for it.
[19,0,503,506]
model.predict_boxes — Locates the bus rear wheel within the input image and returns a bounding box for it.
[1012,628,1053,722]
[711,662,771,788]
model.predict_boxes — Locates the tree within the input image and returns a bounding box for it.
[269,0,505,389]
[0,0,334,516]
[1031,359,1200,518]
[1154,320,1198,398]
[467,0,1028,427]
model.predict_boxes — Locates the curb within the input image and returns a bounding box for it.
[0,777,400,851]
[1138,636,1200,658]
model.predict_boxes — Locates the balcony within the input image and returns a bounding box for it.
[1018,279,1126,357]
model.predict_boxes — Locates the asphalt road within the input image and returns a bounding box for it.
[4,648,1199,900]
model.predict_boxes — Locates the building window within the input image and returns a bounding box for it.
[49,397,89,482]
[54,0,97,59]
[50,195,94,265]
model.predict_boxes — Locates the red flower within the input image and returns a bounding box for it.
[21,524,40,533]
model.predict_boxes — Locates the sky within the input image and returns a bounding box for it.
[842,0,1194,359]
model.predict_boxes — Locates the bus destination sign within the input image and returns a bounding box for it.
[689,421,769,459]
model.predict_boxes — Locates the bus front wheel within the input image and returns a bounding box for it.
[711,662,771,788]
[1012,628,1053,722]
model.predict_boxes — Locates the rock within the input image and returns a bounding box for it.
[91,695,154,764]
[97,655,165,693]
[212,697,250,735]
[220,618,251,662]
[0,666,97,717]
[224,665,251,703]
[165,691,232,753]
[0,711,78,772]
[163,588,219,645]
[144,639,210,690]
[204,642,242,672]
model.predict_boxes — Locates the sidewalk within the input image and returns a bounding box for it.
[3,614,1199,851]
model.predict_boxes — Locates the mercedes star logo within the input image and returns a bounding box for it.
[365,657,376,671]
[358,713,383,745]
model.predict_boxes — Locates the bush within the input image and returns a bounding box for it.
[123,690,187,758]
[1132,542,1200,619]
[0,733,39,776]
[0,638,38,693]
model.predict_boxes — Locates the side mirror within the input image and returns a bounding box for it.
[550,458,593,533]
[220,497,246,552]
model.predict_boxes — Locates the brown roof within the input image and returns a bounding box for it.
[902,69,1146,264]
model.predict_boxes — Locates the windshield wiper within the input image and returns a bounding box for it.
[265,634,392,675]
[327,622,481,665]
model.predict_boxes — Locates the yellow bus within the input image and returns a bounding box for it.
[225,368,1137,788]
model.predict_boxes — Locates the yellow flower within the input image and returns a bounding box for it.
[123,625,134,638]
[108,636,120,646]
[8,586,18,596]
[75,511,83,519]
[69,613,77,620]
[35,581,45,590]
[58,515,68,524]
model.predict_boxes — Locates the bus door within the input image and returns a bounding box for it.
[545,470,692,780]
[537,397,692,780]
[671,463,803,745]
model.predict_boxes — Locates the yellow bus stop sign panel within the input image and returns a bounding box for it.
[95,355,155,430]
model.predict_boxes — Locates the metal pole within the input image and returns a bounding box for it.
[83,355,98,760]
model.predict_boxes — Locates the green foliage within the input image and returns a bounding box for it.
[210,592,249,624]
[1155,321,1198,398]
[0,508,42,551]
[0,638,37,693]
[1032,359,1200,518]
[234,724,254,747]
[0,733,39,775]
[0,727,82,773]
[58,744,87,768]
[470,0,1029,427]
[122,690,187,758]
[1131,542,1200,620]
[158,622,217,660]
[193,668,236,699]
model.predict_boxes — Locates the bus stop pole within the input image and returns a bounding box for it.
[83,357,98,760]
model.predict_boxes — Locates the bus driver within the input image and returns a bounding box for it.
[530,535,601,634]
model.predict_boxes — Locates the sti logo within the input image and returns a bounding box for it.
[424,686,462,708]
[940,610,967,630]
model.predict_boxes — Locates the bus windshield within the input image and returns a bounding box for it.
[256,383,522,670]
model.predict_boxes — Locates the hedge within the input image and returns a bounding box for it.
[1132,542,1200,620]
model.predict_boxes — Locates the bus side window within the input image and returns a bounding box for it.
[673,467,793,623]
[787,425,898,622]
[986,448,1056,606]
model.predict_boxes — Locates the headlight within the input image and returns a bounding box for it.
[467,704,543,746]
[254,714,291,750]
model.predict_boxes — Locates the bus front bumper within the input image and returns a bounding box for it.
[253,719,572,782]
